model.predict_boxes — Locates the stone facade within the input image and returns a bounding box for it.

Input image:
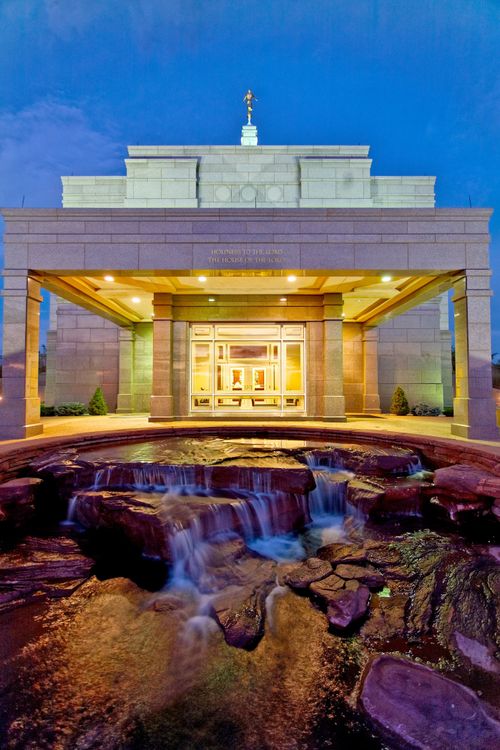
[0,135,496,440]
[62,145,435,210]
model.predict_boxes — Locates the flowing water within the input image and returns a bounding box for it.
[1,436,497,749]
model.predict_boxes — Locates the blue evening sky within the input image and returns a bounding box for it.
[0,0,499,349]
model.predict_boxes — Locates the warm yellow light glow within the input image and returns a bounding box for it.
[381,275,392,283]
[198,275,207,282]
[132,297,141,304]
[104,275,114,282]
[208,297,215,302]
[280,297,287,302]
[287,275,297,283]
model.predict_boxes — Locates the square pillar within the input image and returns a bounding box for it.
[323,294,346,421]
[149,293,174,421]
[362,326,381,413]
[116,327,135,413]
[0,272,43,438]
[451,272,498,440]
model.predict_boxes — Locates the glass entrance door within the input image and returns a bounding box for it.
[190,324,305,414]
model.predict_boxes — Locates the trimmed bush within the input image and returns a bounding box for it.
[411,402,441,417]
[443,406,454,417]
[390,386,410,416]
[54,402,88,416]
[40,403,56,417]
[88,387,108,416]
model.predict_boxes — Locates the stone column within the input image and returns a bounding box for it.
[43,293,59,407]
[451,271,498,439]
[323,293,346,420]
[149,293,174,421]
[0,272,43,438]
[362,326,381,413]
[116,327,135,413]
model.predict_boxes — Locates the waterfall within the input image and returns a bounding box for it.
[60,495,79,526]
[307,469,352,519]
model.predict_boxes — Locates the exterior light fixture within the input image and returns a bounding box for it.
[287,275,297,282]
[381,275,392,283]
[104,275,114,282]
[151,312,155,317]
[132,297,141,304]
[198,275,207,282]
[208,297,215,302]
[280,297,287,302]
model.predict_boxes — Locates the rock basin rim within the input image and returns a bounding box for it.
[1,423,500,484]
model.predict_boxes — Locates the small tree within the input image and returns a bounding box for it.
[390,386,410,416]
[88,387,108,415]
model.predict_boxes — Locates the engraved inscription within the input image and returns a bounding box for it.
[208,248,284,264]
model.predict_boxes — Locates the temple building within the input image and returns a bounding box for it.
[0,118,497,440]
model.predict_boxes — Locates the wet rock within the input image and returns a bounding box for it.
[436,556,500,675]
[212,582,271,649]
[74,488,310,562]
[0,477,42,529]
[429,493,491,523]
[326,586,370,630]
[31,453,95,507]
[284,557,332,590]
[374,480,425,518]
[359,654,500,750]
[434,464,500,500]
[346,479,385,516]
[363,540,403,568]
[309,573,345,602]
[0,535,93,613]
[306,445,421,476]
[360,594,408,642]
[316,542,367,565]
[333,564,385,589]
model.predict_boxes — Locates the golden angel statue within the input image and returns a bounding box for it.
[243,89,257,123]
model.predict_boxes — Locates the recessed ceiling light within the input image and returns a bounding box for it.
[208,297,215,302]
[104,275,114,282]
[198,275,207,282]
[132,297,141,304]
[287,275,297,283]
[381,275,392,283]
[280,297,287,302]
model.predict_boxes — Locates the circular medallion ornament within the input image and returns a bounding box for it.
[215,186,231,202]
[241,185,257,202]
[267,186,283,202]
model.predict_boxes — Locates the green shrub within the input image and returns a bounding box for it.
[54,402,88,416]
[411,402,441,416]
[442,406,454,417]
[40,402,56,417]
[390,386,410,416]
[88,386,108,416]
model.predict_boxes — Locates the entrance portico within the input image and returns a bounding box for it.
[0,206,497,440]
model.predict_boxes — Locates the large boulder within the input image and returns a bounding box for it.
[0,535,93,613]
[359,654,500,750]
[434,464,500,500]
[211,580,273,650]
[326,586,370,630]
[0,477,42,529]
[306,445,421,476]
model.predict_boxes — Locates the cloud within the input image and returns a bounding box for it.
[0,100,122,207]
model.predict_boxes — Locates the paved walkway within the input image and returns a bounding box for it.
[1,413,499,455]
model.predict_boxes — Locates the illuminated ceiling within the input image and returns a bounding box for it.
[38,270,455,328]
